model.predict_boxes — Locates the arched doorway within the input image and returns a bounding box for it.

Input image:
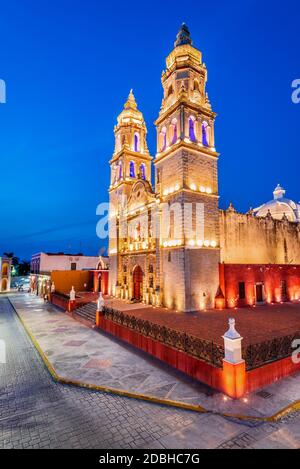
[1,279,7,292]
[2,264,8,276]
[132,266,143,301]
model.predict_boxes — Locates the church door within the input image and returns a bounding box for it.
[133,266,143,301]
[255,283,264,303]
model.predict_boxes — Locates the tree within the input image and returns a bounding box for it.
[3,252,19,267]
[18,261,30,276]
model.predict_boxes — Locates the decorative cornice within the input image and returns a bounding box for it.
[154,140,219,165]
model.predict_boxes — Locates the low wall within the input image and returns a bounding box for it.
[99,316,224,392]
[51,270,92,295]
[50,292,98,312]
[97,312,300,398]
[51,293,70,311]
[246,355,300,393]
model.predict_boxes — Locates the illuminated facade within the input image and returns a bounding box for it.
[0,257,11,292]
[108,25,300,311]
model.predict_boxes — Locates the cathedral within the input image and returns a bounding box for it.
[108,24,300,312]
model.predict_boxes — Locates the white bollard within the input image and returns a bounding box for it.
[222,318,243,364]
[70,286,76,302]
[97,292,105,312]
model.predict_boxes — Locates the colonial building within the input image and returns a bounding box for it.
[108,24,300,311]
[30,252,109,297]
[0,256,12,292]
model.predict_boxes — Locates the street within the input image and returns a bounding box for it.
[0,295,300,449]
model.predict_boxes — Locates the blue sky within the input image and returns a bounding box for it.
[0,0,299,259]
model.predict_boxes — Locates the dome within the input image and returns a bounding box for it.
[254,185,300,222]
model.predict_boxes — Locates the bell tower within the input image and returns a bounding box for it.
[155,24,220,311]
[108,90,152,295]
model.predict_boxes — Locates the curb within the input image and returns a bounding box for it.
[9,297,300,423]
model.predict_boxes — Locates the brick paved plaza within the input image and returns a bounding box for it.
[1,294,300,449]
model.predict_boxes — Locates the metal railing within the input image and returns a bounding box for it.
[102,306,224,368]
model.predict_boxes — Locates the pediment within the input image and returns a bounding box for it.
[127,180,155,212]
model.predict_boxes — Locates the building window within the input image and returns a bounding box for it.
[149,264,153,273]
[159,127,167,152]
[189,116,196,142]
[238,282,246,300]
[140,164,146,180]
[167,85,173,97]
[134,133,140,152]
[118,162,123,180]
[171,118,178,144]
[156,169,161,184]
[168,252,171,262]
[71,263,77,271]
[149,277,154,288]
[202,122,209,147]
[129,161,135,178]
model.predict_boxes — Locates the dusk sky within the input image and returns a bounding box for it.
[0,0,299,260]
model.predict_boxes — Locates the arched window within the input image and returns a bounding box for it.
[193,80,200,92]
[189,116,196,142]
[118,162,123,180]
[202,122,209,147]
[129,161,135,178]
[159,127,167,152]
[134,133,140,152]
[167,85,173,97]
[112,164,117,184]
[140,164,146,180]
[171,118,178,145]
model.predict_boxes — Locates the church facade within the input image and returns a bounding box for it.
[108,25,300,312]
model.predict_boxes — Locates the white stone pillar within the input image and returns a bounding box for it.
[97,292,105,312]
[96,292,105,327]
[222,318,246,398]
[69,286,76,301]
[223,318,243,364]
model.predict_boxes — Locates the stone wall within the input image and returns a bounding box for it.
[220,209,300,265]
[155,147,221,311]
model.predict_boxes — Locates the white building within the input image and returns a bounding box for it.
[30,252,107,275]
